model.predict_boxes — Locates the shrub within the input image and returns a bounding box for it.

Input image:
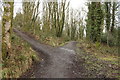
[101,33,117,46]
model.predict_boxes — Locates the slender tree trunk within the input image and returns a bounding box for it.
[2,2,14,59]
[60,2,65,37]
[107,31,109,46]
[105,2,111,46]
[111,2,115,32]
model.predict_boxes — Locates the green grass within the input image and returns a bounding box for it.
[20,28,69,47]
[76,39,119,78]
[2,33,40,78]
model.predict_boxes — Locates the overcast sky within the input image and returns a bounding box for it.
[14,0,87,16]
[0,0,87,20]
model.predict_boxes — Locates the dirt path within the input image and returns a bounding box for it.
[14,29,116,78]
[14,29,81,78]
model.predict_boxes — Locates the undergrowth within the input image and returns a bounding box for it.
[20,28,69,47]
[77,39,119,78]
[2,33,40,78]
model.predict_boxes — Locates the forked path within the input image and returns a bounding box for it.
[14,29,83,78]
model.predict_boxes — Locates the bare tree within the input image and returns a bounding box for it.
[22,0,40,34]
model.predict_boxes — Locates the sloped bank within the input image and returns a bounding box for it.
[75,41,119,78]
[2,33,40,78]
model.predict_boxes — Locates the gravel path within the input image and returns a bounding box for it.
[14,29,79,78]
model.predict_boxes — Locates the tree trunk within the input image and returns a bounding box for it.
[2,2,14,59]
[111,2,115,32]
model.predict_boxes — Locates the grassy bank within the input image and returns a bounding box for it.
[2,33,40,78]
[76,39,119,78]
[20,28,68,47]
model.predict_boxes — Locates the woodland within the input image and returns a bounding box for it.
[0,0,120,78]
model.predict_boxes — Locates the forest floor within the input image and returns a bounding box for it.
[13,28,119,78]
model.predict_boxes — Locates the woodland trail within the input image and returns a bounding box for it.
[13,29,97,78]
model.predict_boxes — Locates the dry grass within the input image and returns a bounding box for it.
[77,39,119,62]
[2,34,40,78]
[77,39,119,78]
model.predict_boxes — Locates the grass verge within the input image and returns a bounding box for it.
[76,39,119,78]
[20,29,68,47]
[2,33,40,78]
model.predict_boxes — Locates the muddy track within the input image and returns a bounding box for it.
[14,28,82,78]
